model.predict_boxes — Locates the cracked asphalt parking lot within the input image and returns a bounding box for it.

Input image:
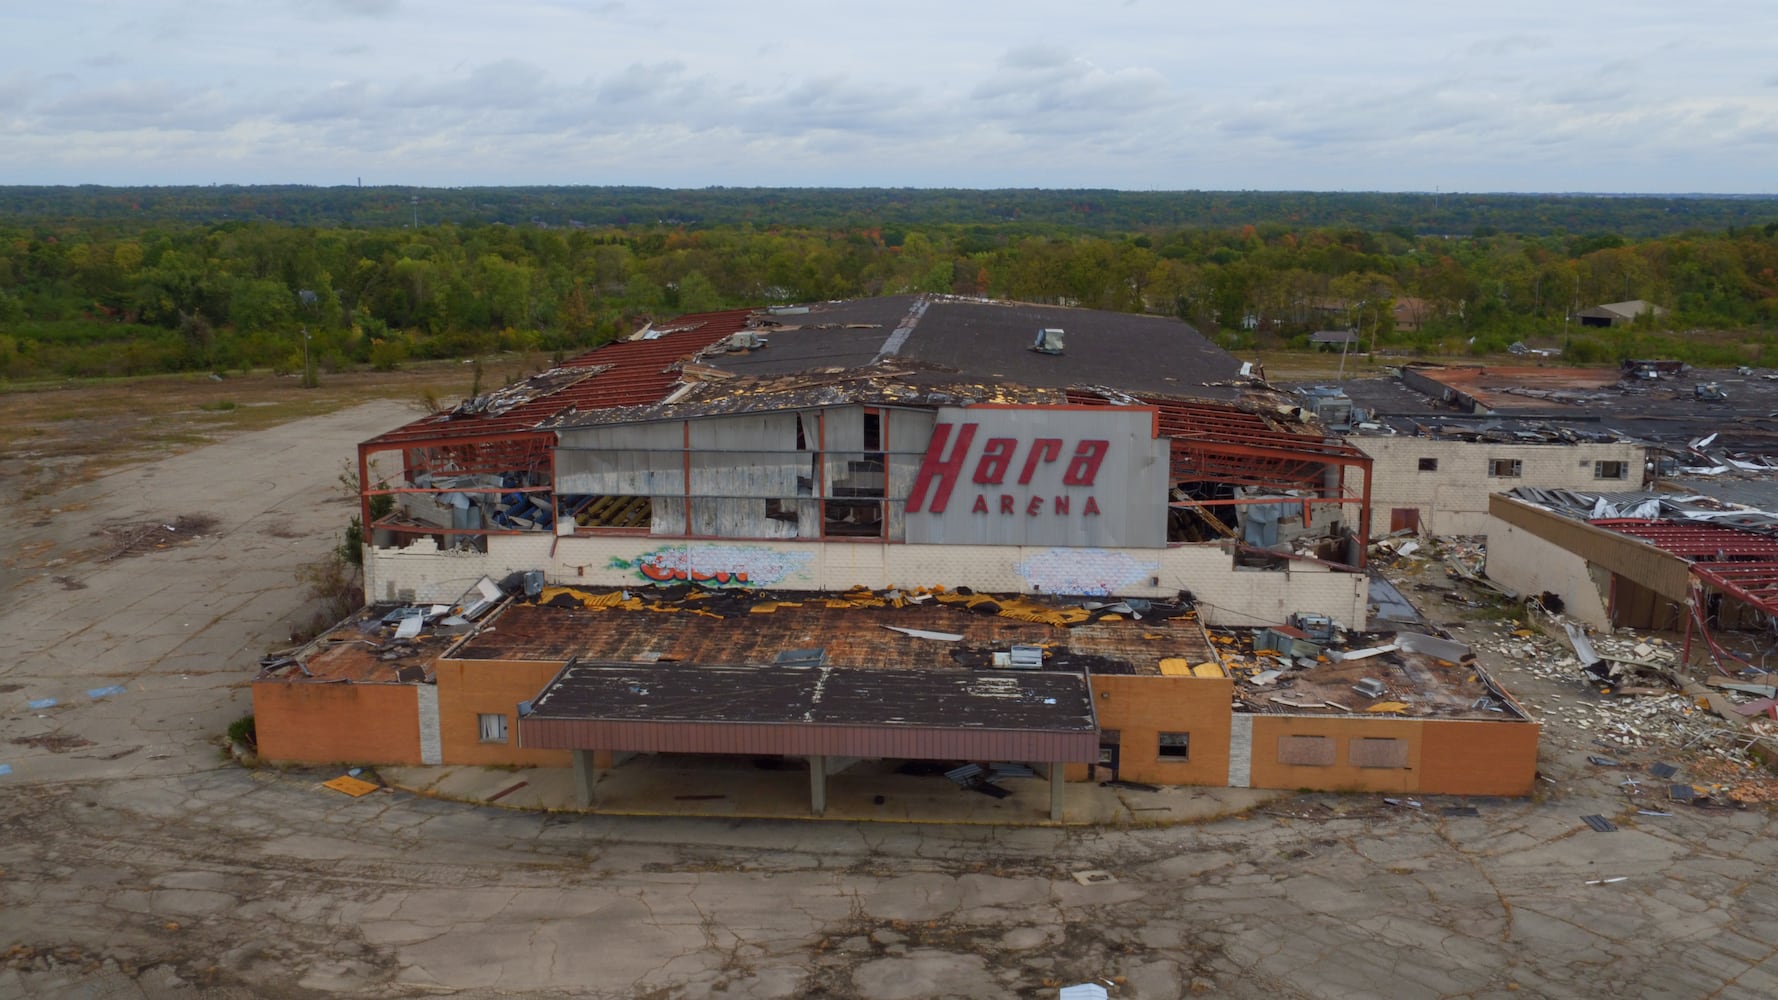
[1,401,1775,999]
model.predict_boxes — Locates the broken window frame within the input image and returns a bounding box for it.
[1417,457,1439,472]
[1593,460,1629,481]
[1157,731,1191,760]
[1488,458,1524,478]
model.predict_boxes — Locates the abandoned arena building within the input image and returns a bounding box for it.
[253,295,1543,818]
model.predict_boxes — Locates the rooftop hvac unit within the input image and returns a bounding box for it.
[1008,645,1044,669]
[1352,677,1387,699]
[1032,327,1065,355]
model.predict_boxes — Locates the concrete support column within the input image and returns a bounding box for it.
[1048,762,1065,822]
[571,749,597,808]
[808,755,828,816]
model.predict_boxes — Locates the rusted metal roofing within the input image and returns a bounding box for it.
[1592,517,1778,619]
[518,663,1099,762]
[1591,519,1778,560]
[360,308,755,449]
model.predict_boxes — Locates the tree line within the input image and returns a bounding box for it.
[3,208,1778,381]
[5,185,1777,238]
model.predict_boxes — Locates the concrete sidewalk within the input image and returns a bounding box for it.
[375,756,1282,826]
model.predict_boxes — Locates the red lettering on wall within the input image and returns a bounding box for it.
[1017,438,1063,484]
[972,437,1016,484]
[1053,495,1070,515]
[1063,440,1110,485]
[1025,496,1044,516]
[906,422,977,513]
[971,494,989,514]
[999,495,1015,514]
[1084,496,1102,516]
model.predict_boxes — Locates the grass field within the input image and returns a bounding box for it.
[0,356,541,502]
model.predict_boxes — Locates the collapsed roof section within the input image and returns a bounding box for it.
[354,296,1373,565]
[1316,363,1778,457]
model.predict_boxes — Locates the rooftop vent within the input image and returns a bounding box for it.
[1008,645,1044,669]
[1352,677,1387,699]
[1032,327,1065,355]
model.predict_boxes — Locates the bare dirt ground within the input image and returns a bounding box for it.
[1,380,1776,999]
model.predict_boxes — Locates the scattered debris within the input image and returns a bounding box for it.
[98,513,219,561]
[1070,870,1117,886]
[320,774,379,797]
[1580,814,1617,833]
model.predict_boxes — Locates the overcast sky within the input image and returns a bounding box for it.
[2,1,1775,192]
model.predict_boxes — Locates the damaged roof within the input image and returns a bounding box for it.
[1325,364,1778,454]
[451,586,1218,677]
[1216,628,1529,721]
[688,294,1249,401]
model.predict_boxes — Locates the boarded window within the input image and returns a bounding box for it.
[1349,737,1408,769]
[1277,735,1334,766]
[1594,460,1629,480]
[1417,457,1438,472]
[1488,458,1523,478]
[1157,732,1190,760]
[477,713,508,743]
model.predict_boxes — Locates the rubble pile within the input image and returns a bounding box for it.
[1458,616,1778,768]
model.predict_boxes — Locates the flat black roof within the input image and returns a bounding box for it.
[528,663,1097,731]
[704,295,1247,400]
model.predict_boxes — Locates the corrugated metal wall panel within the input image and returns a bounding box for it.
[556,421,687,497]
[519,718,1099,762]
[885,409,934,542]
[690,413,802,537]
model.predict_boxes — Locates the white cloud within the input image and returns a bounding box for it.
[0,1,1773,191]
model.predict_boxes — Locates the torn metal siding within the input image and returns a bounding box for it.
[689,412,804,538]
[554,420,687,498]
[886,409,936,541]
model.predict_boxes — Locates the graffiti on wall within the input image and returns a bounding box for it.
[1014,548,1158,597]
[609,545,814,587]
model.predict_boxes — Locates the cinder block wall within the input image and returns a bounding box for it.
[1360,438,1647,537]
[1484,515,1612,627]
[368,536,1369,627]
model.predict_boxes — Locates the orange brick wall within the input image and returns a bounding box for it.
[252,680,422,766]
[1418,718,1542,796]
[435,658,574,767]
[1089,675,1233,786]
[1248,715,1423,794]
[1246,715,1539,795]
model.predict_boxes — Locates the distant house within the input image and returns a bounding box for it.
[1392,296,1435,332]
[1309,329,1359,350]
[1577,300,1666,328]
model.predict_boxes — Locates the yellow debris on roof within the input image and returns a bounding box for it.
[536,586,627,610]
[1365,702,1410,714]
[1192,662,1226,678]
[1159,657,1193,676]
[749,602,780,614]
